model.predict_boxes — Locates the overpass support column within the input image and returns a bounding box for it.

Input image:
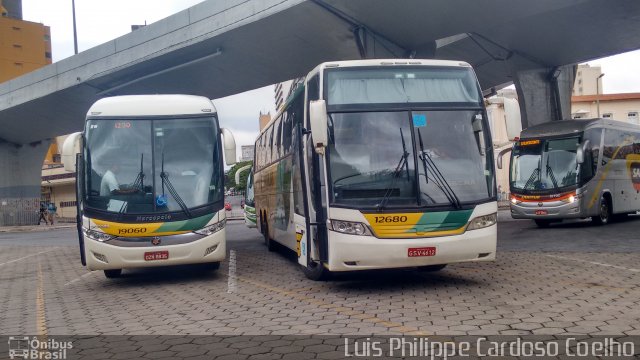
[512,64,576,129]
[0,141,49,226]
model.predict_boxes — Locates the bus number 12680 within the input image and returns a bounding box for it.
[373,216,408,223]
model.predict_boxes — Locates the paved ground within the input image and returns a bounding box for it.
[1,211,639,340]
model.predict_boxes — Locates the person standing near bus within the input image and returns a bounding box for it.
[47,202,57,225]
[38,203,49,225]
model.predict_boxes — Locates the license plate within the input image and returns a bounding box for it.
[535,210,548,215]
[408,247,436,257]
[144,251,169,261]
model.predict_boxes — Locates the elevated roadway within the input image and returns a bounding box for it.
[1,0,640,224]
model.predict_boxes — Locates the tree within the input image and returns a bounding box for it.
[225,160,252,191]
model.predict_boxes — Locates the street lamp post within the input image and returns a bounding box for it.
[72,0,78,54]
[596,73,605,117]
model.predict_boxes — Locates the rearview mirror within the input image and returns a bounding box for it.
[62,132,83,172]
[309,100,328,155]
[221,128,237,166]
[576,140,590,165]
[496,148,512,170]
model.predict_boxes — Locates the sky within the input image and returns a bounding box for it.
[21,0,640,156]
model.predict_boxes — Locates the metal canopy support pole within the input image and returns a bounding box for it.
[0,141,50,226]
[512,63,576,129]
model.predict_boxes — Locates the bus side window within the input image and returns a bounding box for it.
[274,116,283,160]
[267,125,274,165]
[306,74,320,128]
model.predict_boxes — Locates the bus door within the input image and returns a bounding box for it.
[75,152,87,266]
[293,124,310,267]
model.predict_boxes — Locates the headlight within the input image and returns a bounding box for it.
[466,213,497,230]
[561,193,579,204]
[510,196,520,205]
[193,219,226,236]
[83,228,116,242]
[330,219,372,236]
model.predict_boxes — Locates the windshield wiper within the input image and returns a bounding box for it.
[160,152,192,218]
[523,166,540,190]
[377,128,410,211]
[131,153,145,192]
[418,131,461,209]
[545,157,559,190]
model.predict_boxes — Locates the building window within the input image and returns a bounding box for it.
[602,113,613,119]
[629,111,639,123]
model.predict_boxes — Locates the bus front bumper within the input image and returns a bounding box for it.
[510,199,583,220]
[84,229,226,271]
[325,225,496,272]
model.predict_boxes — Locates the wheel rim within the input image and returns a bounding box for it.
[600,201,609,222]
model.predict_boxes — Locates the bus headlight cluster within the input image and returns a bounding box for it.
[330,220,371,236]
[562,193,579,204]
[466,213,497,230]
[83,228,116,242]
[510,195,521,205]
[193,219,226,236]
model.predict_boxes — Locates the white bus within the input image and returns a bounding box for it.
[62,95,236,278]
[254,59,497,280]
[504,119,640,227]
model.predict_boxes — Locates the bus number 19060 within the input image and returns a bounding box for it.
[373,216,408,223]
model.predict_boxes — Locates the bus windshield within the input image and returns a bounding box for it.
[510,137,581,192]
[327,110,494,208]
[84,117,223,215]
[326,66,481,105]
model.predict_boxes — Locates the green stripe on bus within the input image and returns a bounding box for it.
[409,209,473,233]
[155,213,215,233]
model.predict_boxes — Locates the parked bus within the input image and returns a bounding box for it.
[254,59,497,280]
[233,164,257,228]
[503,118,640,227]
[244,168,257,228]
[62,95,236,278]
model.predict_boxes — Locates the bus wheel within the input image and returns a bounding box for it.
[592,196,611,225]
[302,261,329,281]
[104,269,122,278]
[205,262,220,271]
[262,221,275,252]
[534,219,552,228]
[417,264,447,272]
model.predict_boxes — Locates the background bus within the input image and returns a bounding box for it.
[62,95,236,278]
[254,59,497,280]
[505,118,640,227]
[233,164,256,228]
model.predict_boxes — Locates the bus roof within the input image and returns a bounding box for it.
[309,59,472,76]
[87,95,217,117]
[520,118,640,139]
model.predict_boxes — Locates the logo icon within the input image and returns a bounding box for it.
[151,237,161,246]
[8,337,29,360]
[156,195,168,207]
[538,202,544,207]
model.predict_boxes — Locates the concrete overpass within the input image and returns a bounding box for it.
[1,0,640,224]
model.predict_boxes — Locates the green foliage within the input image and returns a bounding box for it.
[225,160,252,190]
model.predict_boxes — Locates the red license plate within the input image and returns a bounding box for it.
[535,210,548,215]
[144,251,169,261]
[408,247,437,257]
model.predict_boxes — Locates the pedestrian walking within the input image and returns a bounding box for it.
[38,203,49,225]
[47,202,57,225]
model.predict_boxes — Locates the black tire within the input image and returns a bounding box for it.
[104,269,122,278]
[417,264,447,272]
[534,219,552,228]
[262,216,275,252]
[592,196,611,225]
[204,262,220,271]
[302,261,330,281]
